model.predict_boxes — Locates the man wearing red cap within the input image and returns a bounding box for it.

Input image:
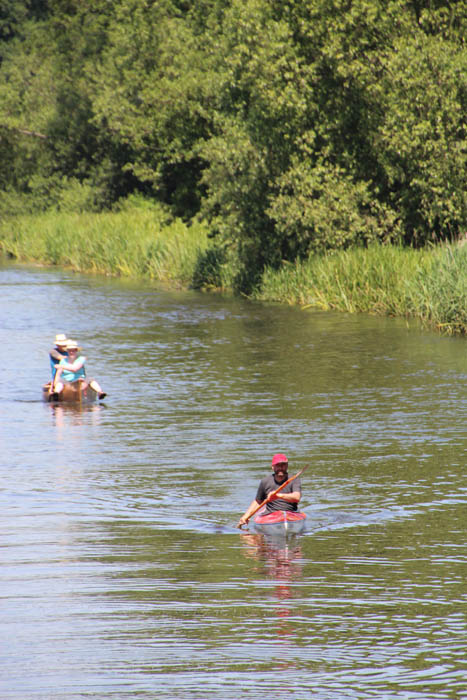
[237,454,302,528]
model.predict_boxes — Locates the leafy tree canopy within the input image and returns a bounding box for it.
[0,0,465,286]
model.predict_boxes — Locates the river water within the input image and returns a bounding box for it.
[1,261,466,700]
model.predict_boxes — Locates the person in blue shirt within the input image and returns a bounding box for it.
[49,333,68,379]
[51,339,106,400]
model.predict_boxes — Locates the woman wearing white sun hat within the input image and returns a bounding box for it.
[51,339,106,401]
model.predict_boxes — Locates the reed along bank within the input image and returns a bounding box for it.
[0,204,466,336]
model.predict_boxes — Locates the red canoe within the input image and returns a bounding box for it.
[252,508,307,536]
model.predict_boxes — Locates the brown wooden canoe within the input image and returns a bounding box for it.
[42,379,98,404]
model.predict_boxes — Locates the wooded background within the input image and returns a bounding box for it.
[1,1,465,287]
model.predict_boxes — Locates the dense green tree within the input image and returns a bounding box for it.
[374,34,467,243]
[197,0,466,286]
[0,0,465,281]
[88,0,213,216]
[197,0,309,286]
[0,17,55,208]
[198,0,409,283]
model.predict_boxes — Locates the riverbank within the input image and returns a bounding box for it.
[254,243,467,335]
[0,201,214,288]
[0,203,465,335]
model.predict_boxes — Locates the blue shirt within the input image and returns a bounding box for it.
[50,347,68,378]
[59,355,86,382]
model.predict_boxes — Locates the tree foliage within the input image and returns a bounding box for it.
[0,0,465,287]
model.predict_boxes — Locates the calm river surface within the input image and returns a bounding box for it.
[1,261,466,700]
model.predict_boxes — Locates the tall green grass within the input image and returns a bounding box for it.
[255,243,467,334]
[0,201,213,286]
[407,244,467,335]
[1,205,465,334]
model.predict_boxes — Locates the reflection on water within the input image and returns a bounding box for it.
[1,261,466,700]
[240,532,304,583]
[240,532,304,644]
[48,402,105,428]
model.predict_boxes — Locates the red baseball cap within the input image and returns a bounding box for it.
[272,453,288,466]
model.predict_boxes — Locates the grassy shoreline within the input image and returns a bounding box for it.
[254,243,467,335]
[0,203,212,288]
[1,205,466,335]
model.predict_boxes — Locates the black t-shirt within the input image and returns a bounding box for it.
[256,474,301,513]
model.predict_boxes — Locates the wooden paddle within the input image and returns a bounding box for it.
[48,348,66,400]
[48,362,64,400]
[48,368,58,400]
[239,464,309,529]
